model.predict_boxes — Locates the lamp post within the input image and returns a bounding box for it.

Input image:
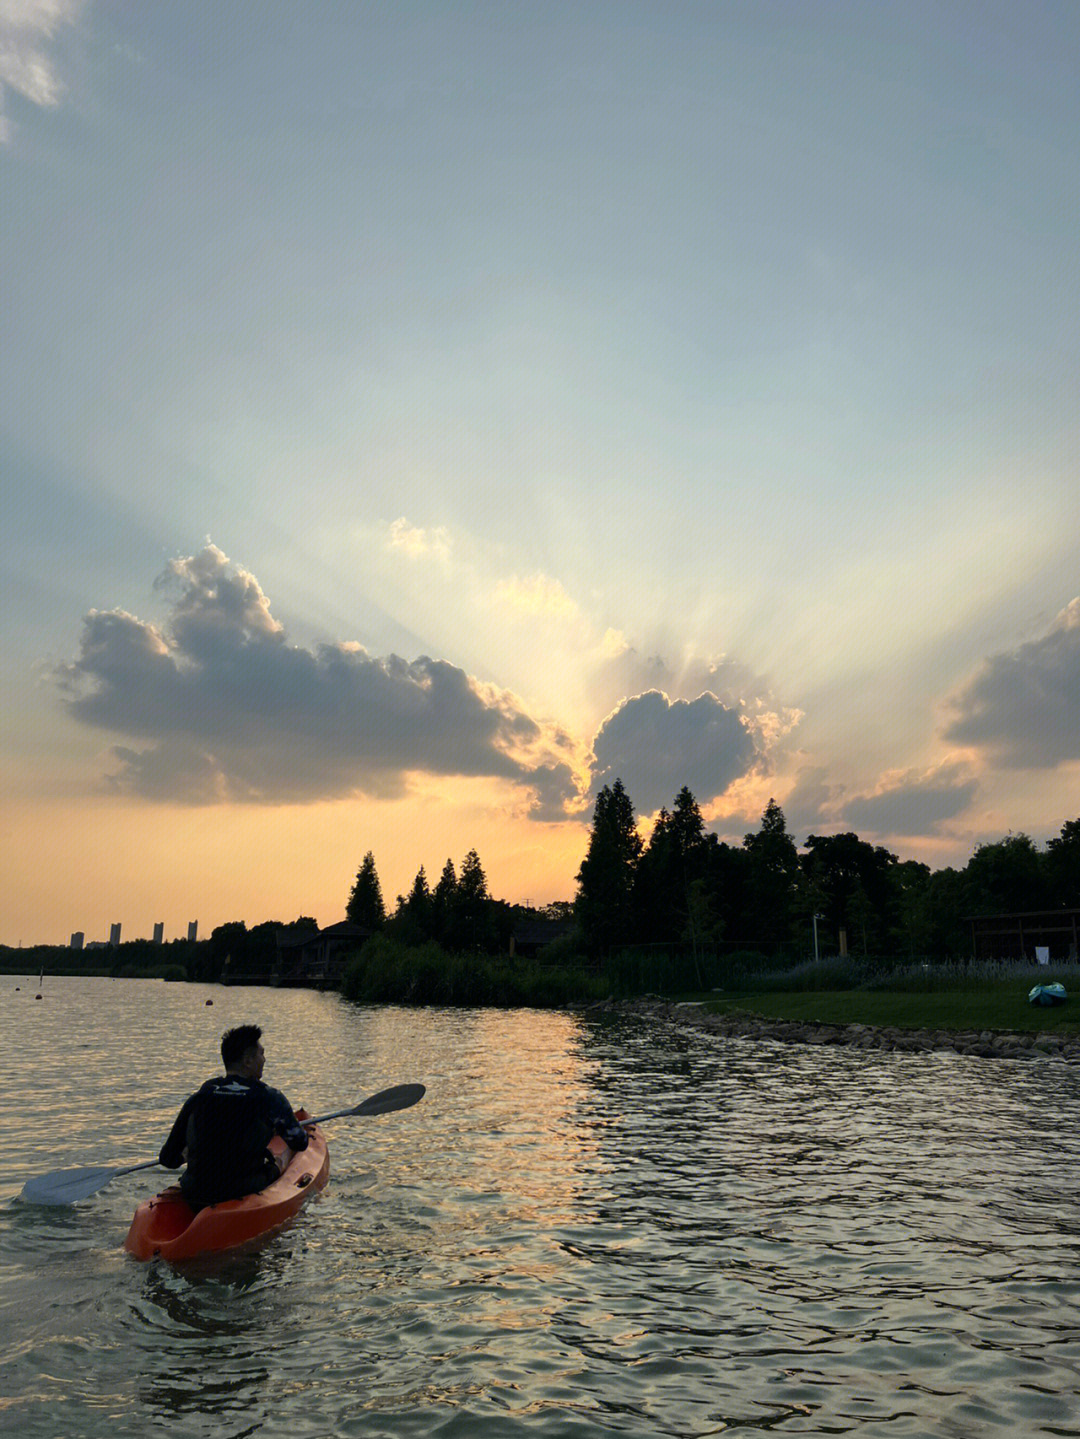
[812,912,822,965]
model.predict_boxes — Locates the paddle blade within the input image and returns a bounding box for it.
[20,1165,125,1206]
[19,1158,159,1206]
[311,1083,425,1125]
[354,1082,425,1116]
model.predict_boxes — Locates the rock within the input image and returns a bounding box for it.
[595,999,1079,1064]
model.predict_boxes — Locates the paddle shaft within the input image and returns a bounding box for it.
[113,1159,161,1178]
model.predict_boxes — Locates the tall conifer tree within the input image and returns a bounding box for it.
[453,850,493,950]
[575,778,643,958]
[346,851,386,928]
[742,799,801,945]
[432,858,458,945]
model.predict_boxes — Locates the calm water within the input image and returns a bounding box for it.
[2,979,1080,1437]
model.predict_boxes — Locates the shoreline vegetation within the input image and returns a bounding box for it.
[7,940,1080,1059]
[601,952,1080,1059]
[7,793,1080,1055]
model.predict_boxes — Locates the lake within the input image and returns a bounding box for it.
[2,976,1080,1437]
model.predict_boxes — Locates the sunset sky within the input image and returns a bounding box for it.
[3,1,1079,946]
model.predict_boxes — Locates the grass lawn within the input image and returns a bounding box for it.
[704,983,1080,1034]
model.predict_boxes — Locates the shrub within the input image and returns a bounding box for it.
[156,964,190,982]
[340,934,605,1007]
[535,932,587,967]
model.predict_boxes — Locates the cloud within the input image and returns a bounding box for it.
[775,765,836,839]
[598,628,631,660]
[55,545,585,813]
[589,690,758,815]
[387,517,451,561]
[586,641,779,719]
[493,573,578,621]
[0,0,83,143]
[941,598,1080,767]
[834,762,978,836]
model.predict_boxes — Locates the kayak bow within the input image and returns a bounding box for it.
[124,1110,329,1261]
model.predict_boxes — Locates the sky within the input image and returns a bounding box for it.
[2,1,1079,946]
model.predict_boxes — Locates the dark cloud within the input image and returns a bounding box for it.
[589,690,758,815]
[835,764,978,836]
[775,765,836,840]
[55,546,582,812]
[941,599,1080,767]
[715,762,978,848]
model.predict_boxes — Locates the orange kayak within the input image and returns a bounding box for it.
[124,1112,329,1261]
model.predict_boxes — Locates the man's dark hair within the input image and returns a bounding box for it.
[221,1024,262,1068]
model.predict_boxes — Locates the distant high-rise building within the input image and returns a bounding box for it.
[110,923,121,948]
[153,922,164,945]
[70,931,84,950]
[188,921,198,942]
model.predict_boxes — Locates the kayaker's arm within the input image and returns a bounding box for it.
[159,1095,195,1169]
[264,1085,309,1151]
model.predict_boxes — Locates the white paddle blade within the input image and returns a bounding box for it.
[20,1166,123,1205]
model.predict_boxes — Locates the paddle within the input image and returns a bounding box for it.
[20,1159,161,1206]
[19,1081,426,1206]
[309,1082,425,1123]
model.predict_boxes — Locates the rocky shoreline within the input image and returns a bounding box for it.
[595,997,1080,1062]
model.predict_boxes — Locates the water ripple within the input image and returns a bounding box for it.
[3,981,1080,1436]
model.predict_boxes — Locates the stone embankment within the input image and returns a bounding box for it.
[595,997,1080,1062]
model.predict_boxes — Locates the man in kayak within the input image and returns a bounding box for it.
[159,1024,310,1210]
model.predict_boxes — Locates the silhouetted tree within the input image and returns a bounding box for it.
[743,799,802,945]
[963,833,1046,915]
[453,849,495,951]
[701,839,752,947]
[634,788,715,961]
[431,858,458,945]
[891,859,934,957]
[634,808,677,943]
[922,866,970,956]
[800,832,898,953]
[210,920,249,979]
[671,786,706,855]
[543,901,575,922]
[390,867,432,946]
[672,788,718,959]
[1046,819,1080,906]
[576,778,643,958]
[347,851,386,928]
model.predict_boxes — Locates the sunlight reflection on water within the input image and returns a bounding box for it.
[2,977,1080,1437]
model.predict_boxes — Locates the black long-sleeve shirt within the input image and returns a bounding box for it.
[160,1074,309,1205]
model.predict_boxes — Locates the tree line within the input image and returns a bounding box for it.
[574,780,1080,961]
[13,787,1078,985]
[346,785,1080,967]
[345,847,570,955]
